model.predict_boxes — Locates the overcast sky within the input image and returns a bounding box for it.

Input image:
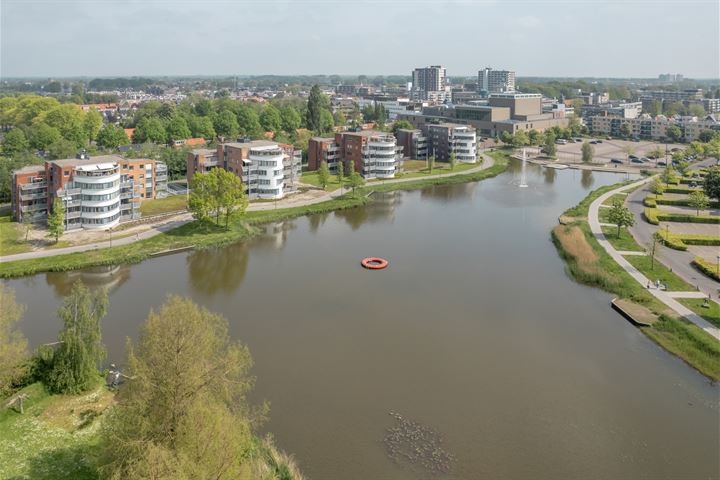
[1,0,718,79]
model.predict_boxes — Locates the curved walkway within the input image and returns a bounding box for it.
[1,155,496,264]
[588,178,720,341]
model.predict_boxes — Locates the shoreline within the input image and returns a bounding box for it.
[0,153,509,279]
[551,182,720,381]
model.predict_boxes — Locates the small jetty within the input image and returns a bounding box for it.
[611,298,656,326]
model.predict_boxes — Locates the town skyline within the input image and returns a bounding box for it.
[2,0,718,78]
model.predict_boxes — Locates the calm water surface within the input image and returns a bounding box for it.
[5,162,719,480]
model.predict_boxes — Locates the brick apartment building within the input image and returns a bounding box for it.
[11,155,167,230]
[187,140,302,200]
[308,130,403,179]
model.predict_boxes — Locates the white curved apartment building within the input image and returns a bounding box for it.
[246,144,286,200]
[70,162,122,229]
[364,133,401,179]
[450,126,477,163]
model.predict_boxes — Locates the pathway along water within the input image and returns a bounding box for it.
[3,162,718,480]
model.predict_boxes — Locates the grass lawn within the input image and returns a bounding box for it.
[678,298,720,328]
[601,226,644,251]
[300,171,343,191]
[0,215,32,255]
[624,254,695,291]
[0,381,112,480]
[139,195,188,216]
[601,193,628,206]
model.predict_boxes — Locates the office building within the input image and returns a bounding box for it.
[478,68,516,94]
[11,155,167,230]
[395,129,428,160]
[187,140,302,200]
[308,130,403,179]
[587,114,720,142]
[580,101,643,120]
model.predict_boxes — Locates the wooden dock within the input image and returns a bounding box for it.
[611,298,657,326]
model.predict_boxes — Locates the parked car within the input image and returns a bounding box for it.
[574,138,583,143]
[555,139,568,145]
[671,147,680,152]
[631,158,644,164]
[611,158,624,164]
[596,139,603,143]
[657,160,667,166]
[590,140,598,144]
[629,154,639,160]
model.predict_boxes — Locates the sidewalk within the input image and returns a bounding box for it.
[1,155,496,264]
[587,178,720,341]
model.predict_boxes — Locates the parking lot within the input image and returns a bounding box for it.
[531,139,686,167]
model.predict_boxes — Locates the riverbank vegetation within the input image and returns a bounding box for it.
[0,286,304,480]
[0,153,509,279]
[551,184,720,381]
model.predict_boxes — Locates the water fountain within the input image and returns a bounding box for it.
[519,147,529,188]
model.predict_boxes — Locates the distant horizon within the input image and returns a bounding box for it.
[2,0,717,79]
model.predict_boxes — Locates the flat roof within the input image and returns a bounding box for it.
[76,162,117,172]
[13,165,45,174]
[224,140,278,149]
[191,148,216,155]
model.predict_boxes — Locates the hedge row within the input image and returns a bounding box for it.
[659,230,720,251]
[643,207,720,225]
[664,186,701,194]
[654,195,720,209]
[692,257,720,282]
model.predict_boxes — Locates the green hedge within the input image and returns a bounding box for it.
[658,230,688,250]
[659,230,720,251]
[644,196,657,207]
[655,195,720,208]
[692,257,720,282]
[644,207,720,225]
[664,186,700,194]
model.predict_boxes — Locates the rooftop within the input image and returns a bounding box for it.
[13,165,45,174]
[50,155,124,168]
[224,140,279,149]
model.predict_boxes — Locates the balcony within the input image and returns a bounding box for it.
[58,188,81,197]
[20,191,47,201]
[203,159,219,167]
[66,210,82,219]
[20,182,47,190]
[155,174,168,182]
[21,203,47,213]
[120,192,133,199]
[121,181,134,188]
[155,163,168,172]
[120,203,133,211]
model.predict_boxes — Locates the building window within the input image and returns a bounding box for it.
[64,171,69,176]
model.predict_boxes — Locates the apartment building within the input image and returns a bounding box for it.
[424,124,477,163]
[395,129,428,160]
[580,101,643,120]
[587,114,720,142]
[11,155,167,230]
[478,68,516,94]
[186,140,302,200]
[308,130,403,179]
[411,65,448,102]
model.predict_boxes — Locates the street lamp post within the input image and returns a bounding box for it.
[716,255,719,276]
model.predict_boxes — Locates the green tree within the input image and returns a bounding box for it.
[665,124,683,143]
[512,131,530,148]
[188,115,216,140]
[189,171,219,223]
[543,132,557,158]
[39,104,87,147]
[47,198,65,243]
[318,160,330,190]
[675,159,690,177]
[661,167,678,186]
[699,130,719,143]
[133,116,166,144]
[622,145,636,161]
[703,166,720,201]
[28,122,62,150]
[647,100,662,117]
[45,281,107,394]
[581,141,594,163]
[500,131,513,144]
[46,138,77,160]
[98,297,258,480]
[650,177,666,199]
[347,171,364,196]
[336,159,344,183]
[688,104,705,117]
[648,146,664,159]
[96,124,130,149]
[320,110,335,134]
[22,211,35,242]
[449,152,457,171]
[236,105,262,138]
[0,285,28,397]
[333,110,347,127]
[83,109,103,142]
[608,198,635,238]
[619,122,632,138]
[259,104,282,132]
[212,169,248,228]
[2,128,30,156]
[165,116,192,143]
[213,110,240,139]
[392,119,414,135]
[528,129,542,145]
[280,106,302,133]
[688,189,710,216]
[646,232,662,271]
[306,85,326,133]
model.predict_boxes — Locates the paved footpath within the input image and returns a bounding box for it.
[1,155,496,263]
[588,178,720,341]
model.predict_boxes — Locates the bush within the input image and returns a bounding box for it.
[643,196,657,207]
[654,195,720,208]
[643,208,660,225]
[644,207,720,224]
[658,230,720,251]
[693,257,720,282]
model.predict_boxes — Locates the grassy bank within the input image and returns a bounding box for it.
[552,185,720,381]
[0,381,305,480]
[0,153,508,279]
[139,195,188,216]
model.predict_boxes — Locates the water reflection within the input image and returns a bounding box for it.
[46,265,131,296]
[253,221,297,251]
[543,166,557,184]
[334,191,401,230]
[581,169,595,189]
[420,182,477,203]
[308,212,330,233]
[187,241,249,296]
